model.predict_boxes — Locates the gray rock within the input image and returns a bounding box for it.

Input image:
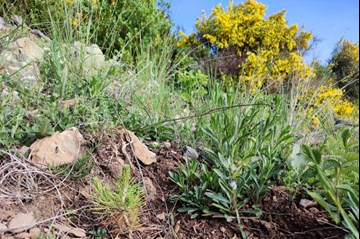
[73,41,105,77]
[182,146,199,159]
[0,37,44,87]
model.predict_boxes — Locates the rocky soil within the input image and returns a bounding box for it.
[0,128,347,239]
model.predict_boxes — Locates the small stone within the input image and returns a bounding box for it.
[156,212,166,221]
[126,130,156,165]
[220,227,226,233]
[29,228,41,239]
[309,207,319,213]
[272,195,278,203]
[8,212,36,233]
[69,227,86,238]
[182,146,199,159]
[59,99,77,109]
[11,15,23,25]
[260,220,272,230]
[143,177,157,201]
[53,224,86,238]
[174,221,180,233]
[300,199,317,208]
[163,141,171,148]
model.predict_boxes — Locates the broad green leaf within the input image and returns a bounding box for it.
[341,129,351,148]
[205,192,231,204]
[211,203,230,212]
[301,144,322,164]
[177,207,198,213]
[288,144,307,171]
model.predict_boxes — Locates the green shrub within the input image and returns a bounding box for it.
[329,39,359,100]
[169,95,292,235]
[1,0,173,63]
[287,128,359,239]
[92,165,144,233]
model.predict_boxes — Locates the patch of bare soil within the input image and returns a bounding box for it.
[0,129,347,239]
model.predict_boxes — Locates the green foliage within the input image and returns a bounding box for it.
[1,0,173,63]
[89,227,108,239]
[329,39,359,99]
[301,129,359,239]
[175,69,208,105]
[92,164,144,231]
[169,95,292,222]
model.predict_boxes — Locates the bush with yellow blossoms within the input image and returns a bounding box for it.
[315,86,356,119]
[177,0,314,88]
[303,85,357,129]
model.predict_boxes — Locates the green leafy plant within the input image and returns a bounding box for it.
[174,69,208,105]
[89,227,108,239]
[1,0,173,63]
[301,129,359,239]
[169,95,292,238]
[92,164,144,233]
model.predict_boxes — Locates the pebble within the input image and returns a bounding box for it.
[8,212,36,233]
[299,199,317,208]
[182,146,199,159]
[29,228,41,239]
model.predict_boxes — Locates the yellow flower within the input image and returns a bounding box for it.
[72,18,78,28]
[312,115,320,126]
[72,12,83,28]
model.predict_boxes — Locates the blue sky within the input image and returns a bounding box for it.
[169,0,359,64]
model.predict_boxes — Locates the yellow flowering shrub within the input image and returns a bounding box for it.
[297,85,357,130]
[310,86,356,121]
[177,0,314,87]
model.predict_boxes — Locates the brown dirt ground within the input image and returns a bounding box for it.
[0,129,347,239]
